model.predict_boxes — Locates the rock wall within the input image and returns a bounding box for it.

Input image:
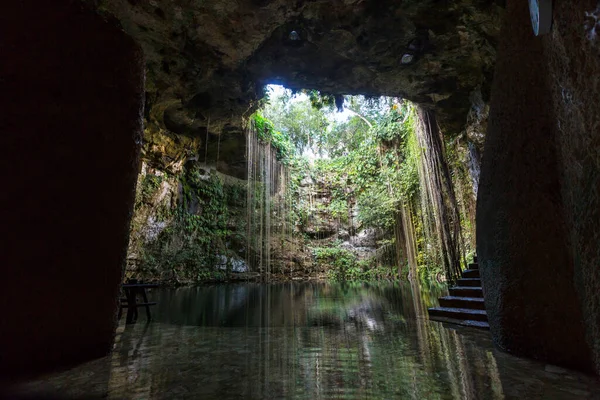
[101,0,501,138]
[1,1,144,379]
[127,162,248,284]
[292,165,399,280]
[477,0,599,373]
[546,1,600,374]
[126,152,392,283]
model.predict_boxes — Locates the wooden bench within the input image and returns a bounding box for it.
[118,281,159,324]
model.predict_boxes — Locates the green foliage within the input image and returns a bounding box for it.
[313,247,357,281]
[355,187,397,230]
[304,89,336,111]
[374,104,408,141]
[139,173,165,204]
[395,107,420,199]
[328,198,349,221]
[313,246,396,281]
[261,90,331,154]
[179,166,230,246]
[252,111,294,162]
[314,247,356,265]
[224,181,247,207]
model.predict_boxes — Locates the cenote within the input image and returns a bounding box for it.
[4,0,600,398]
[16,283,600,399]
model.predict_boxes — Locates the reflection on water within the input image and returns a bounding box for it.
[16,282,600,399]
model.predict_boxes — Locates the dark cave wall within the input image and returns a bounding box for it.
[0,2,144,378]
[477,0,599,373]
[546,1,600,374]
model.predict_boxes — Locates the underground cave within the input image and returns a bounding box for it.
[2,0,600,398]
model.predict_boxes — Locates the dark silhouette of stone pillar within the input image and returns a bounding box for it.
[477,0,594,372]
[0,1,144,379]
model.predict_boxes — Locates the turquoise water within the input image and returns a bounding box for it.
[15,282,600,399]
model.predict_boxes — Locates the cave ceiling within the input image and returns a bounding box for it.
[100,0,502,171]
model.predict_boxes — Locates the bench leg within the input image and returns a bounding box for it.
[141,288,152,321]
[125,288,137,324]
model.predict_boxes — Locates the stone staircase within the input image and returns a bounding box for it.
[428,257,489,329]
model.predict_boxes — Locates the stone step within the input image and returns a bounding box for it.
[468,262,479,270]
[456,278,481,287]
[427,307,488,322]
[462,269,480,278]
[449,286,484,298]
[428,315,489,330]
[439,296,486,310]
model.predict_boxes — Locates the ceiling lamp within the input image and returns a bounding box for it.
[529,0,552,36]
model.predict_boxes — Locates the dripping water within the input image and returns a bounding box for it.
[245,120,293,280]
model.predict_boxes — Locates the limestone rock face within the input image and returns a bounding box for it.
[127,161,249,284]
[102,0,502,144]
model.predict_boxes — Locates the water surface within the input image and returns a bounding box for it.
[16,282,600,399]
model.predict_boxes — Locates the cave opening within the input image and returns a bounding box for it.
[237,83,474,284]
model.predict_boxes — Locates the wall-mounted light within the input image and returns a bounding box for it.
[401,54,414,65]
[529,0,552,36]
